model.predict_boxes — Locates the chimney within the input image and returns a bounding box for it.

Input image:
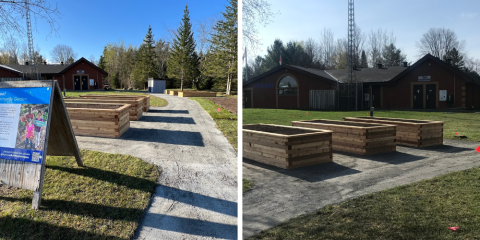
[44,61,47,65]
[377,63,383,69]
[25,61,29,65]
[61,62,64,65]
[403,62,408,67]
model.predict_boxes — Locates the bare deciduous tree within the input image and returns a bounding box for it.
[3,35,20,64]
[89,54,97,65]
[243,0,275,53]
[367,28,396,66]
[319,28,335,69]
[0,0,61,39]
[303,38,319,67]
[19,42,29,64]
[416,27,465,59]
[50,44,77,64]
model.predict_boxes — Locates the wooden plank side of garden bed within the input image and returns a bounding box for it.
[178,91,217,97]
[344,117,443,147]
[66,104,130,138]
[243,124,333,169]
[292,120,396,156]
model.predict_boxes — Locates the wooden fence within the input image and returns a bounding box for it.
[309,90,336,110]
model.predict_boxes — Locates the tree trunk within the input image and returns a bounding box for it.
[180,70,184,91]
[193,80,200,90]
[226,74,231,95]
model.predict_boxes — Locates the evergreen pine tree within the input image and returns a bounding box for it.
[132,25,157,89]
[98,55,106,69]
[167,5,198,91]
[443,47,464,69]
[205,0,237,95]
[360,50,368,68]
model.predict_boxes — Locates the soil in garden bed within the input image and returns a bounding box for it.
[65,103,124,109]
[304,120,385,127]
[244,124,321,135]
[203,97,237,115]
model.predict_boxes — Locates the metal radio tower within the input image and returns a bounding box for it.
[348,0,357,110]
[25,0,37,79]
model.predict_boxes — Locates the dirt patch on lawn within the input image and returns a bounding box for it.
[203,97,237,115]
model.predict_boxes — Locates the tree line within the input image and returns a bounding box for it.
[243,27,480,82]
[0,35,78,66]
[100,0,237,94]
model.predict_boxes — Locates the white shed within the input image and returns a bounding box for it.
[148,78,167,93]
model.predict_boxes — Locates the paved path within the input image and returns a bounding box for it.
[243,139,480,238]
[76,94,238,240]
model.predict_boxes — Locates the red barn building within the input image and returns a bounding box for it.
[244,54,480,110]
[0,57,108,90]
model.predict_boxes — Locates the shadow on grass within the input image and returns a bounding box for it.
[140,116,195,124]
[120,128,204,147]
[335,151,428,165]
[147,109,189,114]
[0,195,142,222]
[243,158,361,183]
[402,143,474,153]
[141,214,237,239]
[156,185,237,217]
[46,165,156,192]
[0,215,128,240]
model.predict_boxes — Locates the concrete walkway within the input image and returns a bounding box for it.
[75,94,238,240]
[243,139,480,238]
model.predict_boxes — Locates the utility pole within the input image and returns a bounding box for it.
[347,0,357,110]
[25,0,37,80]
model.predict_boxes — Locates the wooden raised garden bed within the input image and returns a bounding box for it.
[292,119,396,155]
[65,97,143,121]
[169,90,178,96]
[243,124,333,169]
[79,94,150,112]
[66,102,130,138]
[178,91,217,97]
[344,117,444,147]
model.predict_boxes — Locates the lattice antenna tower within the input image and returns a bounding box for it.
[25,0,37,78]
[347,0,357,110]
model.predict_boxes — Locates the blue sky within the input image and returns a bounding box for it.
[24,0,228,63]
[252,0,480,64]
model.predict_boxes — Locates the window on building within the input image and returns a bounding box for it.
[278,76,297,95]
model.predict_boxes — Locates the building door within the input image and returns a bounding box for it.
[81,76,88,90]
[426,84,436,109]
[371,86,381,108]
[74,76,81,90]
[244,90,252,108]
[413,85,423,109]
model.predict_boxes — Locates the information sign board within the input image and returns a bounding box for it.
[0,87,51,164]
[439,90,447,101]
[0,80,83,209]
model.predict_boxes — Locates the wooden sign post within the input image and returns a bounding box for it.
[0,80,82,209]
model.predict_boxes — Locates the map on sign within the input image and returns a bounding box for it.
[0,87,51,164]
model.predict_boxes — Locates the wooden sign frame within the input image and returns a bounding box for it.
[0,80,82,209]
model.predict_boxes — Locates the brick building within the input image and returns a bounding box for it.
[243,54,480,110]
[0,57,108,90]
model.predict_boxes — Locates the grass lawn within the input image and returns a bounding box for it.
[63,90,168,107]
[0,150,159,240]
[243,109,480,142]
[243,179,254,193]
[190,97,237,150]
[249,167,480,240]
